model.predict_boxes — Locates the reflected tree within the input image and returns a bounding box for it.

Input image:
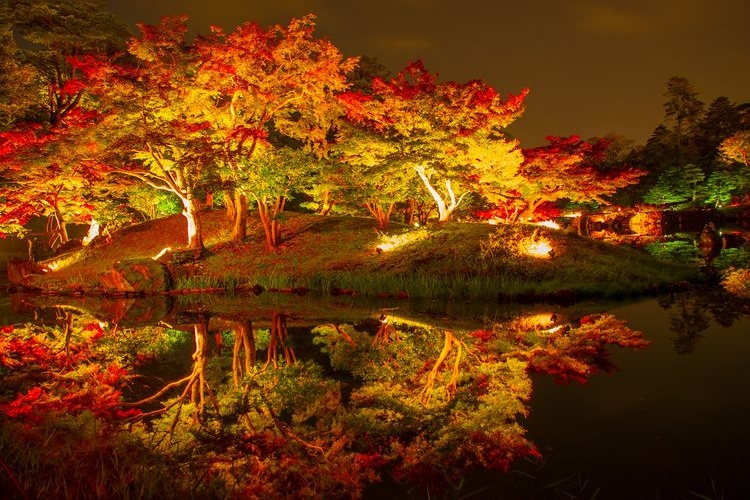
[230,318,256,388]
[0,305,651,498]
[123,315,220,432]
[265,311,296,369]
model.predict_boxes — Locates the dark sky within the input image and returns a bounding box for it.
[104,0,750,147]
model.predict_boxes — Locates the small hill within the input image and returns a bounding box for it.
[22,209,700,301]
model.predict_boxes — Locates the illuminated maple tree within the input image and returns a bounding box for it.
[79,16,217,252]
[720,130,750,167]
[329,125,417,227]
[338,61,527,222]
[0,110,106,244]
[195,15,356,249]
[516,135,645,220]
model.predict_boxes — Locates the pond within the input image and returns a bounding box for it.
[0,287,748,499]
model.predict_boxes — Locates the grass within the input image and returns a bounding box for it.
[28,209,702,300]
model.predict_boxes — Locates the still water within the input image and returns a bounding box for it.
[1,288,748,499]
[523,296,750,499]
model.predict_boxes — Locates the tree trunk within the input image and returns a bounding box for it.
[182,196,204,252]
[518,198,544,221]
[415,166,463,222]
[319,190,334,215]
[231,192,248,242]
[223,191,236,221]
[404,199,415,225]
[256,195,285,252]
[364,200,394,228]
[50,204,70,245]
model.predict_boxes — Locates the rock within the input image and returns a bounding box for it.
[99,259,172,294]
[6,258,38,285]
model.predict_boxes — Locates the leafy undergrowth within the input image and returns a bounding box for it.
[32,209,700,299]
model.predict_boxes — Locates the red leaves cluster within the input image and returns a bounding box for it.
[0,334,54,369]
[520,314,650,383]
[0,325,140,424]
[338,59,527,138]
[377,60,437,100]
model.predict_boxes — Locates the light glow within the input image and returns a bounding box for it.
[518,229,556,259]
[81,218,100,246]
[376,230,428,253]
[152,246,172,260]
[535,219,560,230]
[525,239,554,258]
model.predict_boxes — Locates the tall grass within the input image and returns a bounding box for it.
[294,270,529,300]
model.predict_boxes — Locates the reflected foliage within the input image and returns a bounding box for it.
[658,288,750,353]
[0,304,649,498]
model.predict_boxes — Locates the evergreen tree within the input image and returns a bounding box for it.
[662,76,704,161]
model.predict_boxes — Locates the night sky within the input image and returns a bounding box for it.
[104,0,750,147]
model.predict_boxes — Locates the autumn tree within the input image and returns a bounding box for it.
[195,15,356,248]
[339,61,527,223]
[80,16,217,252]
[0,0,131,126]
[0,110,107,244]
[0,1,130,242]
[330,125,415,228]
[0,26,38,129]
[239,145,319,250]
[517,136,644,220]
[720,130,750,166]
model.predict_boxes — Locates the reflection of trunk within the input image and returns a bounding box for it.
[189,317,212,424]
[373,314,399,346]
[121,316,219,434]
[232,320,256,388]
[256,195,285,252]
[419,330,462,405]
[265,312,296,369]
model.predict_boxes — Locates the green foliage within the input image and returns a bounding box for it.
[643,164,705,205]
[713,246,750,271]
[645,240,702,265]
[703,169,740,207]
[127,186,183,220]
[97,326,191,366]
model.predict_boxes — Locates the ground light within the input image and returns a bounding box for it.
[518,228,556,259]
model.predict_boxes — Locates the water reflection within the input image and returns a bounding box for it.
[0,290,748,499]
[657,285,750,354]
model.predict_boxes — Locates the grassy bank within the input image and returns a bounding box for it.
[27,209,701,300]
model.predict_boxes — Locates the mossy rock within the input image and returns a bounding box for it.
[100,259,172,294]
